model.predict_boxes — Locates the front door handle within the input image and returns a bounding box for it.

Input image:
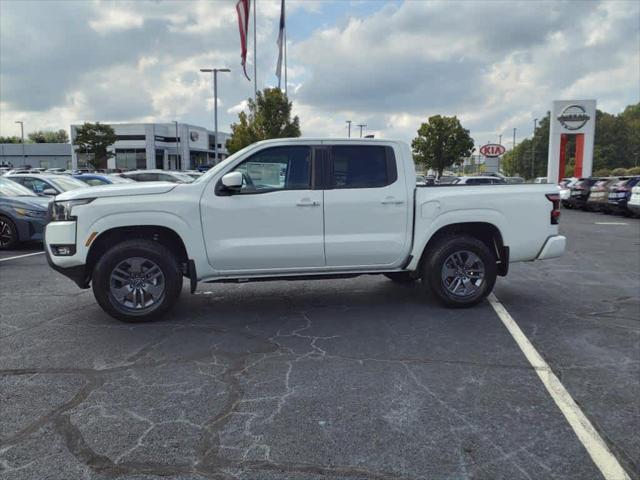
[381,199,405,205]
[296,201,321,207]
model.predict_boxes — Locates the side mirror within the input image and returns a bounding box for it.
[42,188,58,196]
[221,171,243,191]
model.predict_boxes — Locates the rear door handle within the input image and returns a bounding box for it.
[296,201,321,207]
[381,200,405,205]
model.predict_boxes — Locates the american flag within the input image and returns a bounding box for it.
[275,0,285,88]
[235,0,251,81]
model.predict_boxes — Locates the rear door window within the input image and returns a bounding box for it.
[329,145,396,189]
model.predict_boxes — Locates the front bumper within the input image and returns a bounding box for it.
[537,235,566,260]
[44,220,89,288]
[44,247,89,288]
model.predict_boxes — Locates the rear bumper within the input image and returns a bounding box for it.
[628,203,640,214]
[537,235,566,260]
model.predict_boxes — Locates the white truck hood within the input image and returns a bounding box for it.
[55,182,178,201]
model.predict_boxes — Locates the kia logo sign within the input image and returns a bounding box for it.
[557,104,590,131]
[479,144,506,157]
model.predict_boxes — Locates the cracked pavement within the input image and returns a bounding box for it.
[0,210,638,479]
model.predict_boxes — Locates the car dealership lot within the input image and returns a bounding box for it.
[0,210,638,480]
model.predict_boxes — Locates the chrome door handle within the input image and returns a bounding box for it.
[381,200,404,205]
[296,201,321,207]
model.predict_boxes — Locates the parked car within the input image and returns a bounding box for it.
[566,177,599,210]
[73,174,135,186]
[558,178,576,206]
[437,175,459,184]
[607,177,640,215]
[586,178,619,211]
[45,138,565,322]
[451,176,508,185]
[0,177,50,249]
[45,168,67,174]
[534,177,548,184]
[2,169,30,176]
[6,173,89,196]
[182,170,204,180]
[627,185,640,216]
[121,170,194,183]
[506,176,525,184]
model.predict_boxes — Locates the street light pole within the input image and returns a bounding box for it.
[498,134,502,145]
[200,68,230,165]
[346,120,352,138]
[531,118,538,180]
[15,121,25,167]
[357,124,367,138]
[174,121,180,170]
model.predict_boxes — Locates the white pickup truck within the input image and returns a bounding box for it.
[45,139,566,322]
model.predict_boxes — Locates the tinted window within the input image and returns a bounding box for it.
[21,177,52,193]
[466,178,491,185]
[331,146,395,189]
[231,146,311,193]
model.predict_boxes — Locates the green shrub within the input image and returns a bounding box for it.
[626,166,640,175]
[611,167,628,176]
[594,168,611,177]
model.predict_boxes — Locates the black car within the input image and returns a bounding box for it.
[606,177,640,215]
[566,177,599,210]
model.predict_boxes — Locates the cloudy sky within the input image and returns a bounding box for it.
[1,0,638,149]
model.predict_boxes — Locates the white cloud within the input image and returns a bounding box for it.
[0,0,638,147]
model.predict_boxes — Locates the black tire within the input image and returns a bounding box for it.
[0,215,18,250]
[92,239,183,322]
[422,235,497,308]
[384,272,416,284]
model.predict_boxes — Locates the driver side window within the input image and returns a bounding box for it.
[231,146,311,193]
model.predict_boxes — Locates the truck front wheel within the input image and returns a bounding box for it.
[422,235,497,308]
[92,239,183,322]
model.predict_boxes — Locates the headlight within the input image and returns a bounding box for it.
[51,198,95,221]
[13,207,47,218]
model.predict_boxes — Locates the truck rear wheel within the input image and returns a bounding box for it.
[92,239,183,322]
[422,235,497,308]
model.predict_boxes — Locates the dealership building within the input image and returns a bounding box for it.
[1,122,230,170]
[71,122,230,171]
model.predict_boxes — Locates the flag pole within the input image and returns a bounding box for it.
[253,0,257,103]
[284,0,287,96]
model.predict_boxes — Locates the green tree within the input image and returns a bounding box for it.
[28,129,69,143]
[411,115,474,177]
[73,122,117,169]
[0,136,23,144]
[226,88,301,154]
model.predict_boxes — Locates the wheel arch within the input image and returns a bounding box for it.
[417,222,508,277]
[86,225,189,282]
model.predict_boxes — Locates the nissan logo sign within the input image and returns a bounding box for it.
[190,131,199,142]
[557,104,590,131]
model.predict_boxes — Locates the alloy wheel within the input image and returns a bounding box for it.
[109,257,165,310]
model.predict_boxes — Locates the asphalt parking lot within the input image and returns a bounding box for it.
[0,210,638,480]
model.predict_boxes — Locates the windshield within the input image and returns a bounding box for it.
[0,177,37,197]
[192,143,258,184]
[50,176,89,191]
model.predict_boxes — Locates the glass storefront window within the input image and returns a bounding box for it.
[116,149,146,170]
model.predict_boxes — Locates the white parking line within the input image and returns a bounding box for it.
[488,293,630,480]
[594,222,628,225]
[0,251,45,263]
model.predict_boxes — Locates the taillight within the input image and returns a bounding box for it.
[546,193,560,225]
